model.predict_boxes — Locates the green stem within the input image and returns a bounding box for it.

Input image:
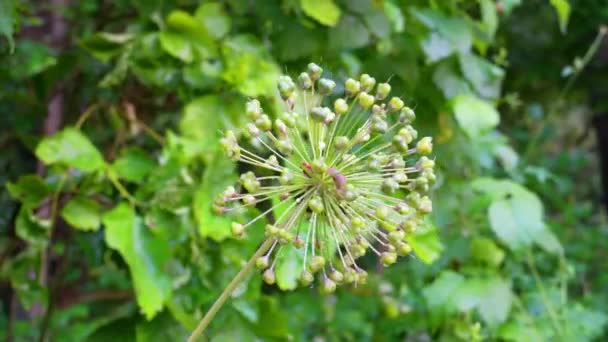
[187,239,275,342]
[526,250,563,337]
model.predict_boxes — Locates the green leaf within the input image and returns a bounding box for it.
[35,128,105,172]
[470,237,505,267]
[275,23,321,61]
[221,35,280,96]
[6,175,49,207]
[473,178,548,251]
[111,148,156,183]
[195,2,231,39]
[301,0,341,27]
[160,10,218,62]
[274,245,304,291]
[8,40,57,78]
[16,208,51,248]
[412,8,472,61]
[452,95,500,138]
[550,0,570,34]
[433,61,472,99]
[102,203,172,319]
[193,151,236,241]
[384,2,404,33]
[135,311,188,342]
[81,32,133,62]
[423,271,464,328]
[479,0,498,40]
[459,53,504,100]
[476,277,512,326]
[329,15,370,50]
[61,196,101,231]
[534,226,563,255]
[409,223,443,264]
[0,0,16,52]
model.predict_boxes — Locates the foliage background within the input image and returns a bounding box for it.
[1,0,607,341]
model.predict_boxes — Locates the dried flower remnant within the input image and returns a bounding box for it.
[217,63,435,292]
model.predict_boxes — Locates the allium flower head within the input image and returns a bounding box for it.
[217,63,435,292]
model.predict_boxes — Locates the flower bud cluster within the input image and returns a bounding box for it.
[217,63,435,292]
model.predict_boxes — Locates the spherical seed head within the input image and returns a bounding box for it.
[217,63,435,291]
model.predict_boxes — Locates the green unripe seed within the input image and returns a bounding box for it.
[388,97,404,112]
[334,98,348,115]
[335,136,350,151]
[329,269,344,284]
[397,242,412,256]
[388,230,405,244]
[358,92,375,109]
[345,78,361,97]
[322,278,337,293]
[318,78,336,96]
[376,206,390,220]
[255,114,272,131]
[360,74,376,92]
[263,268,276,285]
[299,270,314,286]
[381,252,397,266]
[256,256,270,269]
[278,75,296,99]
[310,107,328,122]
[400,107,416,123]
[231,222,244,237]
[416,137,433,155]
[308,196,324,214]
[298,72,312,89]
[376,82,391,100]
[307,63,323,80]
[382,178,400,194]
[246,99,262,120]
[309,255,326,273]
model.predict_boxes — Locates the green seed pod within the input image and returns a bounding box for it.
[263,268,276,285]
[388,97,404,112]
[256,255,270,269]
[381,252,397,266]
[255,114,272,131]
[220,131,240,161]
[381,178,400,195]
[309,255,326,273]
[388,230,405,244]
[393,172,408,184]
[357,269,368,284]
[358,91,375,109]
[280,112,297,128]
[310,107,328,122]
[322,277,337,293]
[344,78,361,97]
[231,222,245,237]
[242,194,256,206]
[376,206,389,220]
[293,235,304,248]
[279,170,294,185]
[418,196,433,214]
[246,99,262,120]
[416,137,433,155]
[344,268,357,283]
[298,72,312,89]
[418,156,435,170]
[400,107,416,123]
[376,82,391,100]
[360,74,376,92]
[307,63,323,81]
[392,135,409,153]
[299,270,314,286]
[334,98,348,115]
[277,139,294,155]
[308,196,324,214]
[318,78,336,96]
[278,75,296,99]
[371,117,388,134]
[335,136,350,151]
[329,269,344,284]
[396,242,412,256]
[311,159,327,173]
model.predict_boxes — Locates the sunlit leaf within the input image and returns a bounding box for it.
[452,95,500,138]
[35,128,105,172]
[301,0,341,27]
[61,196,101,231]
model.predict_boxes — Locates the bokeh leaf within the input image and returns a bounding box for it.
[61,196,102,231]
[35,127,105,172]
[301,0,341,27]
[103,203,172,319]
[452,95,500,138]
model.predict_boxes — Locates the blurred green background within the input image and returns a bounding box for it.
[1,0,607,341]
